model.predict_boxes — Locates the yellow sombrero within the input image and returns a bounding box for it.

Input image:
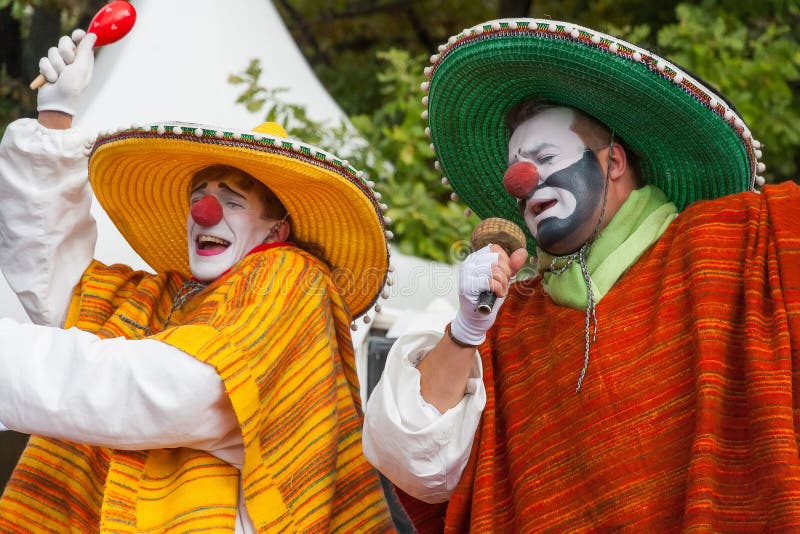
[88,121,391,319]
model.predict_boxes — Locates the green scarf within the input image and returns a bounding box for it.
[539,185,677,309]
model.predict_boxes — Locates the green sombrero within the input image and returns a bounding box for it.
[422,18,764,253]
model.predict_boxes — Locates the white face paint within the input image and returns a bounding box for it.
[187,177,278,281]
[507,107,606,255]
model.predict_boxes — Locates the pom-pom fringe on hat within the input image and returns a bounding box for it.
[88,122,392,319]
[421,18,764,253]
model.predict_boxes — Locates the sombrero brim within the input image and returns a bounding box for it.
[88,123,390,318]
[424,19,763,253]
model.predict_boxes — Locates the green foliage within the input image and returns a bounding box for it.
[274,0,503,115]
[230,51,476,263]
[0,65,35,138]
[348,49,476,262]
[609,2,800,182]
[0,0,88,35]
[228,59,348,155]
[0,0,31,18]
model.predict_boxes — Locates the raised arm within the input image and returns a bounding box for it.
[0,30,98,326]
[363,243,527,501]
[414,243,527,411]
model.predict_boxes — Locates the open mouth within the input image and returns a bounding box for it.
[530,198,557,216]
[196,234,230,256]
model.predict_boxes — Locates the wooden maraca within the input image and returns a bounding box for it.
[470,217,527,314]
[30,0,136,90]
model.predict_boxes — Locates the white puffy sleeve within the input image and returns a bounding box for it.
[362,331,486,503]
[0,317,242,461]
[0,118,97,326]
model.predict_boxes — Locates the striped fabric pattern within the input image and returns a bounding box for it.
[401,182,800,533]
[0,246,393,532]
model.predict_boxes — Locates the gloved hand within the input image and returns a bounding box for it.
[37,29,96,115]
[450,244,506,346]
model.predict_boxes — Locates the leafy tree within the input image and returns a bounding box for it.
[274,0,506,115]
[230,50,476,263]
[348,49,477,262]
[600,1,800,183]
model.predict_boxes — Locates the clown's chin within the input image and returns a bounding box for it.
[534,216,597,256]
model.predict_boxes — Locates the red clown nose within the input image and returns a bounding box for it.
[190,195,223,227]
[503,161,539,199]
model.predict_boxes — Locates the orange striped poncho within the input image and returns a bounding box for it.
[0,245,394,532]
[400,181,800,532]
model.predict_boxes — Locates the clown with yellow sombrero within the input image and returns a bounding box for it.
[364,18,800,532]
[0,30,395,532]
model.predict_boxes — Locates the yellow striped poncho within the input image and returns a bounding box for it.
[0,245,394,533]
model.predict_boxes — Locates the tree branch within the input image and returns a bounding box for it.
[275,0,331,66]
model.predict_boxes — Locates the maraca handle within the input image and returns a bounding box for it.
[476,290,497,315]
[30,74,47,91]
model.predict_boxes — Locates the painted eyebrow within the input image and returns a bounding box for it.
[217,182,247,199]
[190,181,208,196]
[189,181,247,200]
[508,142,558,165]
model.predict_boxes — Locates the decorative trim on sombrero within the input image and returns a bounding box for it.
[421,19,765,190]
[89,122,394,321]
[92,123,384,194]
[419,18,765,250]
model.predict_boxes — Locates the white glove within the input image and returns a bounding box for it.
[37,29,96,115]
[450,245,504,346]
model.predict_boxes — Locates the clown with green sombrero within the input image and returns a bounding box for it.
[0,29,396,532]
[364,18,800,531]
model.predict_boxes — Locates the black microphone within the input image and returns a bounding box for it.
[469,217,527,315]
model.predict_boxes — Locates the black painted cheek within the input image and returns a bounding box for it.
[535,151,606,253]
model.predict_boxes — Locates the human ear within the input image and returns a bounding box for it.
[275,220,291,242]
[604,142,628,182]
[264,219,291,244]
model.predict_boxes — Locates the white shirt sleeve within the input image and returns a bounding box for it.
[0,317,243,464]
[362,331,486,504]
[0,118,98,327]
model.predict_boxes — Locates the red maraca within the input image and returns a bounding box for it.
[30,1,136,90]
